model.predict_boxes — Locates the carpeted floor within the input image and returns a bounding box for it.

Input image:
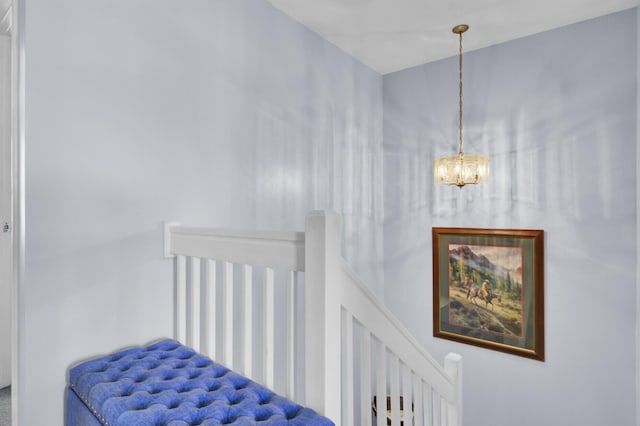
[0,386,9,426]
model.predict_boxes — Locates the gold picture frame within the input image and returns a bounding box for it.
[432,227,544,361]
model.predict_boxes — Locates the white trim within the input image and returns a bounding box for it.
[163,222,179,258]
[12,1,24,425]
[0,16,10,391]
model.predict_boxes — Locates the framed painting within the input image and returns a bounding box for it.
[432,227,544,361]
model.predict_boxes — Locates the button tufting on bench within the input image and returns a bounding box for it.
[67,339,334,425]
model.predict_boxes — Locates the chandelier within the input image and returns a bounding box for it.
[434,24,490,187]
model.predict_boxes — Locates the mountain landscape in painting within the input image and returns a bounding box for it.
[447,244,524,337]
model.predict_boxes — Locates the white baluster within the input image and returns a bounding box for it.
[286,270,296,399]
[176,255,186,344]
[401,363,411,426]
[264,267,275,389]
[190,257,201,352]
[424,384,434,426]
[360,329,372,426]
[412,375,423,426]
[223,261,234,369]
[376,341,386,426]
[205,259,217,359]
[342,310,354,424]
[243,264,253,377]
[390,355,400,425]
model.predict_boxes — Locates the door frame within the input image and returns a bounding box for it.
[6,1,23,425]
[0,16,10,393]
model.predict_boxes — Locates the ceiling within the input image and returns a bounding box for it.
[268,0,636,74]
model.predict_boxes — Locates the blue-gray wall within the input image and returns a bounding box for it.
[383,9,636,426]
[21,0,383,423]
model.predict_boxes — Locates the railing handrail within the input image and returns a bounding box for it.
[165,224,305,271]
[340,259,460,402]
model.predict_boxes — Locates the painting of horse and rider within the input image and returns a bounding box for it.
[447,243,524,338]
[432,227,545,361]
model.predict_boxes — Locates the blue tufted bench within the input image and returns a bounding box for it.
[66,339,334,425]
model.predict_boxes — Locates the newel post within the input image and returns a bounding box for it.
[304,211,342,424]
[444,352,463,426]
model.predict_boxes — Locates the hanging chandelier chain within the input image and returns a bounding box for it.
[458,30,464,156]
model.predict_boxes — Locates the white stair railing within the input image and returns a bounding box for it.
[305,211,462,426]
[165,211,462,426]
